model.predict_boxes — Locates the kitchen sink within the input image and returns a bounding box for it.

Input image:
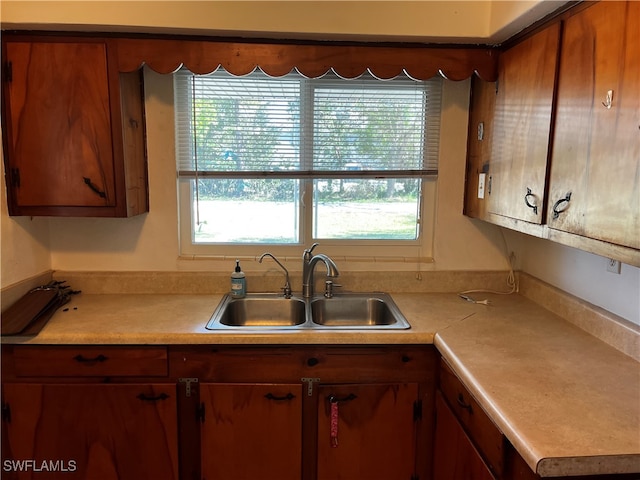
[310,294,409,328]
[207,294,306,329]
[205,292,410,330]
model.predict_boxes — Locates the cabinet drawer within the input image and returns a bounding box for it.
[439,359,505,478]
[170,345,435,383]
[12,346,168,377]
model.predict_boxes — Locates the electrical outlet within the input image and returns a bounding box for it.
[606,258,621,274]
[478,173,486,199]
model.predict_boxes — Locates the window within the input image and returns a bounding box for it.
[175,68,441,259]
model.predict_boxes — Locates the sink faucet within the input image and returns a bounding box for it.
[259,253,292,298]
[302,243,340,298]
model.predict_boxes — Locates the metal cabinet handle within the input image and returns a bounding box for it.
[602,89,613,109]
[73,354,108,363]
[329,393,357,404]
[137,393,170,402]
[82,177,107,199]
[457,393,473,413]
[552,192,572,219]
[264,392,296,401]
[524,188,538,214]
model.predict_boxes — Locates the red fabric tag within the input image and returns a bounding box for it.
[330,401,339,447]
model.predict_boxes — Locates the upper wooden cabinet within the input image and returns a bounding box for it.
[1,35,148,217]
[465,22,560,228]
[465,1,639,266]
[546,1,639,251]
[486,22,560,225]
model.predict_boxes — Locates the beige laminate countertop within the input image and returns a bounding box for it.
[2,290,639,477]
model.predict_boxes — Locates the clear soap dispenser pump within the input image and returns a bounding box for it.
[230,260,246,298]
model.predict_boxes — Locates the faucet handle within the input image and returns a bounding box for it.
[281,282,293,299]
[324,280,342,298]
[303,243,319,259]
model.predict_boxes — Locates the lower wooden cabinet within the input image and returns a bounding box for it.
[197,381,422,480]
[316,383,419,480]
[177,346,434,480]
[2,345,436,480]
[2,383,179,480]
[433,392,495,480]
[200,383,303,480]
[433,358,640,480]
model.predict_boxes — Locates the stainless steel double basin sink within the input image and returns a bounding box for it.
[205,292,411,330]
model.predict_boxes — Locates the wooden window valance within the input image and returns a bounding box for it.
[114,37,498,81]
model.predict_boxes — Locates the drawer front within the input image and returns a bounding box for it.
[12,346,168,377]
[439,359,505,478]
[170,345,435,383]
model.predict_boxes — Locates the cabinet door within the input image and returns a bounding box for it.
[3,41,116,209]
[317,383,418,480]
[547,1,640,249]
[200,383,302,480]
[433,393,495,480]
[486,23,560,224]
[2,383,178,480]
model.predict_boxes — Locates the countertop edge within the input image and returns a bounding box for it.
[434,331,640,478]
[537,455,640,477]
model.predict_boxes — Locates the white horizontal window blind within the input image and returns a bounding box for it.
[175,68,441,179]
[174,67,442,247]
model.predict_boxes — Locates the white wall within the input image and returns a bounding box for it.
[0,1,492,41]
[44,72,510,273]
[506,231,640,326]
[0,145,51,288]
[2,0,637,327]
[0,1,566,43]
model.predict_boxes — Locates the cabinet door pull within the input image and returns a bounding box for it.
[524,188,538,214]
[602,89,613,109]
[328,393,357,404]
[82,177,107,198]
[456,393,473,413]
[73,354,108,363]
[552,192,572,219]
[137,393,170,402]
[264,392,295,401]
[10,168,20,188]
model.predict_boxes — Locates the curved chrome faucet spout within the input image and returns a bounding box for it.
[259,252,292,298]
[302,246,340,298]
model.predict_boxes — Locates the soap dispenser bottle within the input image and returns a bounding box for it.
[230,260,246,298]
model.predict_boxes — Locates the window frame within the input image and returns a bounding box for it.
[175,69,441,262]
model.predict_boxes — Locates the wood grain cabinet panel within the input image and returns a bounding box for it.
[316,383,419,480]
[2,345,435,480]
[464,1,640,265]
[433,392,495,480]
[1,35,148,217]
[439,359,505,479]
[547,1,640,250]
[171,345,435,480]
[2,383,179,480]
[465,76,497,220]
[485,22,560,225]
[200,383,303,480]
[11,346,168,377]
